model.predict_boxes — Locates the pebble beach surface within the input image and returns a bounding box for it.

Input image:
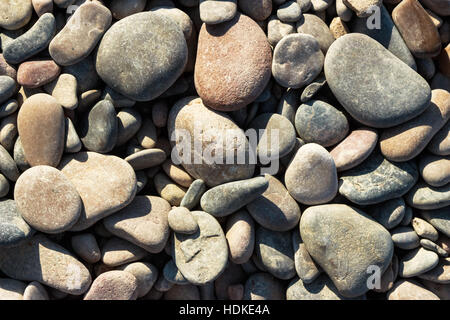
[0,0,449,301]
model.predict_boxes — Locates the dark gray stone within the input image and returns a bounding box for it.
[180,179,206,210]
[243,272,285,300]
[339,150,418,205]
[0,76,16,105]
[3,13,56,64]
[300,73,326,102]
[369,197,405,230]
[13,136,30,172]
[0,199,33,247]
[391,226,420,250]
[276,88,298,124]
[325,33,431,128]
[0,99,18,118]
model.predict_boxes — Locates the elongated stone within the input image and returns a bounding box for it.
[420,207,450,238]
[399,247,439,278]
[17,60,61,88]
[406,181,450,210]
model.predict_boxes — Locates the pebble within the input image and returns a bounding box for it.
[58,152,137,231]
[300,204,393,297]
[272,34,324,89]
[151,101,168,128]
[0,174,9,197]
[173,210,228,285]
[243,273,285,300]
[64,118,81,153]
[369,197,406,230]
[329,17,349,39]
[71,233,101,264]
[199,0,237,24]
[44,73,78,110]
[285,143,338,205]
[420,239,449,257]
[277,88,298,124]
[101,237,148,267]
[392,0,441,58]
[96,12,187,101]
[0,0,32,30]
[0,278,26,300]
[277,1,302,22]
[296,14,334,54]
[339,150,418,205]
[406,181,450,210]
[255,226,295,280]
[428,120,450,156]
[0,144,19,181]
[119,262,158,298]
[225,210,255,264]
[0,112,17,151]
[13,136,30,172]
[0,76,16,105]
[287,275,358,300]
[247,174,301,232]
[195,13,272,111]
[162,159,193,188]
[154,172,187,206]
[63,55,99,94]
[412,217,439,241]
[380,89,450,162]
[0,234,91,295]
[168,97,254,186]
[23,281,49,300]
[399,247,439,278]
[136,117,157,149]
[391,226,420,250]
[17,93,65,167]
[419,153,450,187]
[3,13,56,64]
[84,270,138,300]
[418,257,450,284]
[387,280,440,300]
[0,55,17,80]
[168,206,198,235]
[0,199,33,247]
[238,0,272,21]
[420,207,450,238]
[32,0,53,17]
[163,259,188,285]
[325,33,431,128]
[14,165,81,233]
[267,16,295,47]
[104,196,171,253]
[17,60,61,88]
[343,0,381,17]
[200,176,269,217]
[292,229,321,283]
[180,179,206,209]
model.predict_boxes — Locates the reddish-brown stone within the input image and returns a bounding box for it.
[17,60,61,88]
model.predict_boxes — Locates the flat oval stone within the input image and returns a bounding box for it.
[172,211,228,285]
[255,226,295,280]
[194,13,272,111]
[0,99,18,118]
[325,33,431,128]
[248,113,296,159]
[14,165,82,234]
[96,12,187,101]
[104,196,171,253]
[0,0,32,30]
[380,89,450,162]
[399,247,439,278]
[200,177,269,217]
[238,0,272,21]
[300,204,393,297]
[330,127,378,172]
[125,149,167,171]
[226,210,255,264]
[420,207,450,237]
[272,34,324,89]
[285,143,338,205]
[180,179,206,210]
[243,273,285,300]
[0,234,91,295]
[247,174,301,232]
[44,73,78,110]
[296,14,335,53]
[58,152,137,231]
[420,154,450,187]
[71,233,101,264]
[0,278,26,300]
[49,2,112,66]
[168,97,254,187]
[406,181,450,210]
[267,16,295,47]
[168,207,198,235]
[17,93,65,167]
[162,159,193,188]
[0,199,33,247]
[84,270,138,300]
[413,217,439,241]
[199,0,237,24]
[369,197,405,230]
[418,257,450,284]
[3,13,56,64]
[17,60,60,88]
[391,226,420,250]
[339,150,418,205]
[101,237,148,267]
[295,100,349,147]
[79,99,118,153]
[428,121,450,156]
[387,280,439,300]
[392,0,441,58]
[120,262,158,298]
[0,76,16,105]
[287,275,358,300]
[420,239,448,257]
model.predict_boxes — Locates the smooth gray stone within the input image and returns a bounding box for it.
[292,229,321,283]
[96,12,187,101]
[64,118,82,153]
[369,197,405,230]
[243,272,285,300]
[325,33,431,128]
[276,88,298,125]
[125,149,166,170]
[200,177,269,217]
[0,144,19,181]
[391,226,420,250]
[63,55,100,94]
[3,13,56,64]
[0,76,16,105]
[420,207,450,238]
[300,204,394,298]
[406,181,450,210]
[199,0,237,25]
[287,275,363,300]
[277,1,302,22]
[339,150,418,205]
[420,239,449,257]
[79,99,118,153]
[102,86,136,108]
[255,226,295,280]
[180,179,206,210]
[296,14,334,54]
[13,136,30,172]
[0,99,18,118]
[300,73,326,102]
[295,99,348,147]
[399,247,439,278]
[116,108,142,146]
[351,5,417,71]
[163,259,188,285]
[0,199,33,247]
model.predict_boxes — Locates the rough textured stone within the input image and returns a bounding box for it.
[343,0,381,17]
[296,14,334,53]
[300,204,394,297]
[17,60,60,88]
[96,12,187,101]
[0,199,33,247]
[325,33,431,128]
[84,270,138,300]
[195,13,272,111]
[399,247,439,277]
[58,152,137,231]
